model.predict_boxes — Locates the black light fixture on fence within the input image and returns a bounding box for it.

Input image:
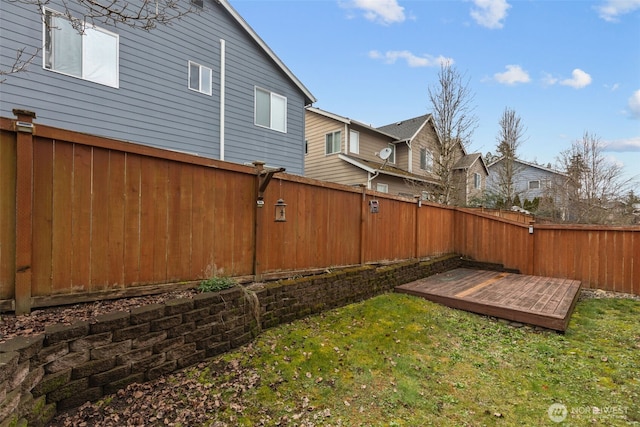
[275,198,287,222]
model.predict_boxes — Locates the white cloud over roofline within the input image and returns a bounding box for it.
[603,137,640,152]
[628,89,640,119]
[493,65,530,85]
[343,0,406,25]
[470,0,511,29]
[597,0,640,22]
[369,50,453,67]
[560,69,592,89]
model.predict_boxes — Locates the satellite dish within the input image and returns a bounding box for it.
[378,147,392,160]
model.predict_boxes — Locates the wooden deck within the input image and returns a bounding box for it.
[395,268,582,331]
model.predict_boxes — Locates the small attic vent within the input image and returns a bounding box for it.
[396,121,403,125]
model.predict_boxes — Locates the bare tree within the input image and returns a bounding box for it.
[491,107,526,206]
[428,62,478,205]
[2,0,197,79]
[556,131,636,224]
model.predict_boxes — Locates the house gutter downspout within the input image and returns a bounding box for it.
[219,39,226,161]
[404,140,412,173]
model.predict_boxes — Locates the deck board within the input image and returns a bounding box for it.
[395,268,581,331]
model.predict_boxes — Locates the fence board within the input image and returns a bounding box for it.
[32,138,53,297]
[151,160,170,283]
[52,141,74,293]
[91,148,111,290]
[71,145,92,289]
[0,131,16,299]
[124,154,142,286]
[107,151,127,287]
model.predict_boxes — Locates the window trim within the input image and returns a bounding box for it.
[254,87,287,133]
[43,7,120,88]
[420,147,433,172]
[376,183,389,193]
[388,143,396,164]
[349,130,359,154]
[325,130,341,155]
[473,172,481,189]
[188,61,212,95]
[529,180,541,190]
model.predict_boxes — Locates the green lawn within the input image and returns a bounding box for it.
[191,293,640,426]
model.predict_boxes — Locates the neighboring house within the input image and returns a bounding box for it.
[452,153,489,206]
[486,158,569,205]
[0,0,316,174]
[305,108,487,202]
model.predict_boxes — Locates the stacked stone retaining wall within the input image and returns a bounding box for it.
[1,254,510,426]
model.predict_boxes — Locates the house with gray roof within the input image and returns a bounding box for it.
[304,108,487,203]
[0,0,315,174]
[486,157,569,205]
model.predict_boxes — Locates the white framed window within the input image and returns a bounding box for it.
[325,131,341,155]
[388,143,396,164]
[529,180,541,190]
[188,61,212,95]
[473,173,481,189]
[376,183,389,193]
[349,130,359,154]
[43,8,119,88]
[420,147,433,172]
[255,87,287,132]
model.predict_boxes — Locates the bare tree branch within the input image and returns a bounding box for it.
[0,48,40,83]
[427,62,478,205]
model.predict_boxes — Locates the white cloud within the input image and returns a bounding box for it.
[344,0,406,25]
[560,69,592,89]
[603,137,640,152]
[628,89,640,119]
[493,65,530,85]
[597,0,640,22]
[469,0,511,29]
[369,50,453,67]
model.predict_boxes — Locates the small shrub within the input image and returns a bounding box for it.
[198,276,236,292]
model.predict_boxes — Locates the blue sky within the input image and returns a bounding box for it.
[232,0,640,186]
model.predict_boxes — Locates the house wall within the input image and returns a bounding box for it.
[0,0,308,174]
[410,120,440,179]
[304,111,366,185]
[352,126,396,163]
[466,160,486,204]
[487,161,564,203]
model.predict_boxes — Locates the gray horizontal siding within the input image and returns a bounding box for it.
[0,0,308,174]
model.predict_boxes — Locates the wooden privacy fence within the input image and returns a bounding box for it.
[1,112,638,313]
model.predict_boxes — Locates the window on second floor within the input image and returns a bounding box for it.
[387,143,396,164]
[43,8,119,88]
[349,130,359,154]
[376,183,389,193]
[529,180,541,190]
[188,61,212,95]
[255,87,287,133]
[473,173,481,189]
[325,131,341,155]
[420,147,433,172]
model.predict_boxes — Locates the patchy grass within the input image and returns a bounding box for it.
[188,293,639,426]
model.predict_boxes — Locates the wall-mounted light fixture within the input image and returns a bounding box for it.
[528,222,534,234]
[275,198,287,222]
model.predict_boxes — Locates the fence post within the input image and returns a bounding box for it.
[528,220,535,275]
[13,109,36,314]
[359,184,366,265]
